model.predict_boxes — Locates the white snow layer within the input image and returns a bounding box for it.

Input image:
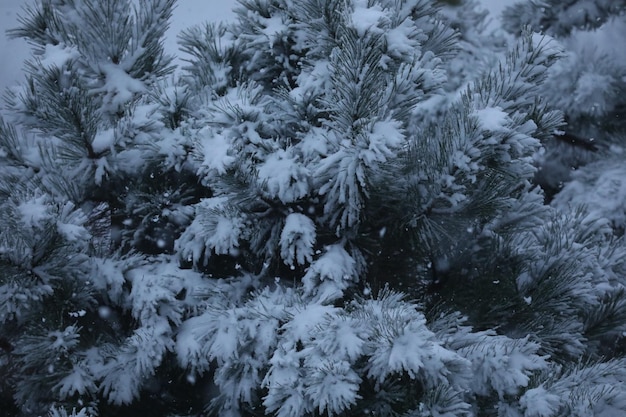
[39,43,80,68]
[302,244,357,302]
[257,149,310,203]
[553,159,626,229]
[197,127,235,175]
[93,63,146,111]
[18,195,52,229]
[472,106,510,132]
[350,0,387,36]
[91,128,116,155]
[280,213,316,267]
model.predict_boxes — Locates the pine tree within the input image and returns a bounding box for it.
[1,0,626,416]
[1,0,209,415]
[502,0,626,212]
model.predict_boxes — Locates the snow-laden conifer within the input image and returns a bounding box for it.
[503,1,626,215]
[2,0,626,416]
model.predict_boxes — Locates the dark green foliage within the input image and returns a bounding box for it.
[2,0,626,416]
